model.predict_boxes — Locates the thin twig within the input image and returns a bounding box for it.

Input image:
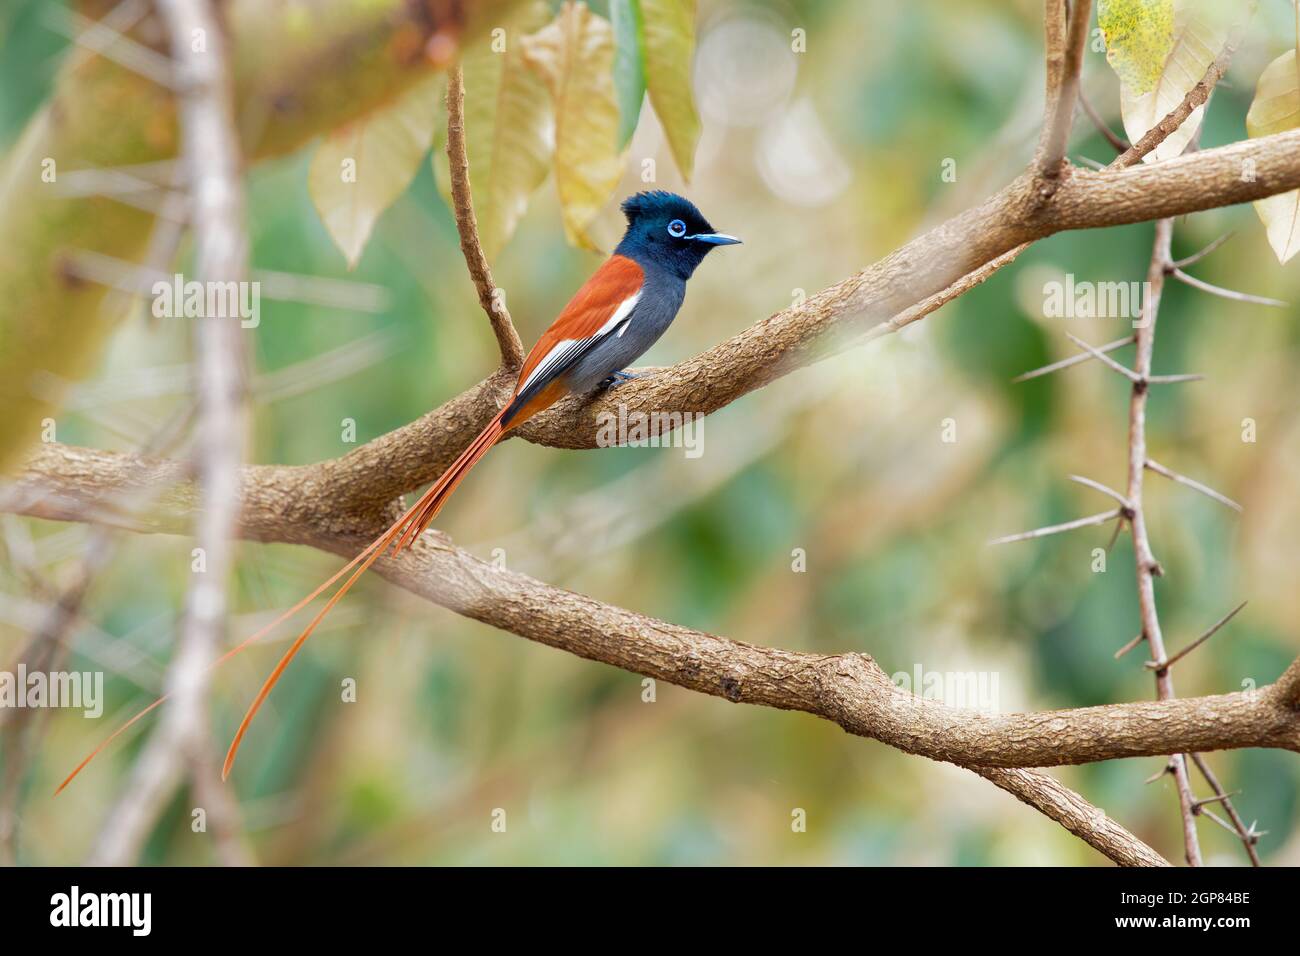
[444,64,525,370]
[1126,217,1202,866]
[1078,87,1130,153]
[1189,753,1261,866]
[1038,0,1093,180]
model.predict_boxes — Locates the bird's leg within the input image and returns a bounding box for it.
[598,369,639,390]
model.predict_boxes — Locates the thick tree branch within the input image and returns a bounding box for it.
[8,442,1300,775]
[204,122,1300,528]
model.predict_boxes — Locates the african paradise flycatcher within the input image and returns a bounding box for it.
[57,191,740,791]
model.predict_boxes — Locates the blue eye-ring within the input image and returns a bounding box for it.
[667,219,687,238]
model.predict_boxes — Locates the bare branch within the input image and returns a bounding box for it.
[975,767,1168,866]
[1125,217,1201,865]
[445,64,525,370]
[1078,88,1131,153]
[1038,0,1093,179]
[1190,754,1261,866]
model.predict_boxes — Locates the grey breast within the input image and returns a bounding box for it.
[563,270,687,393]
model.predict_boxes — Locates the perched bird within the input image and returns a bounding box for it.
[57,191,739,791]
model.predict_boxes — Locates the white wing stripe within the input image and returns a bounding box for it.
[518,291,642,394]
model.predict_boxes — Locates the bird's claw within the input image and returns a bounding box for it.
[599,369,639,391]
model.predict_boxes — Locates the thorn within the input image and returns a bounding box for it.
[1145,761,1175,784]
[1115,632,1144,659]
[1146,373,1205,385]
[1013,335,1134,383]
[1068,474,1131,508]
[1192,790,1241,809]
[1171,268,1288,308]
[1199,807,1240,836]
[1145,458,1243,513]
[1170,232,1234,270]
[988,508,1122,546]
[1064,333,1142,384]
[1104,514,1126,552]
[1155,601,1248,670]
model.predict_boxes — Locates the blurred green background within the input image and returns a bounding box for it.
[2,0,1299,865]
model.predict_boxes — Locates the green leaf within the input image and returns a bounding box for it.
[610,0,647,149]
[640,0,701,180]
[1098,0,1175,95]
[308,76,443,269]
[433,1,554,261]
[521,1,624,251]
[1247,49,1300,263]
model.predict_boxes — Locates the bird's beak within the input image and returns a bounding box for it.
[690,232,742,246]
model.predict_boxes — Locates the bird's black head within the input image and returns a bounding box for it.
[613,191,740,280]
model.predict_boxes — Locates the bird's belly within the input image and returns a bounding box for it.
[564,291,683,393]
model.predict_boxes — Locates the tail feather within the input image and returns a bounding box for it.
[222,409,507,779]
[53,507,418,796]
[58,412,508,794]
[395,410,506,552]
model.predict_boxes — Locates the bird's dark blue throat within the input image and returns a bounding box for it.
[614,190,741,281]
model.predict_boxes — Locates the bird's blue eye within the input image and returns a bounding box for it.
[667,219,687,238]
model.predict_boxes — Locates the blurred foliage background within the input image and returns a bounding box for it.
[2,0,1299,865]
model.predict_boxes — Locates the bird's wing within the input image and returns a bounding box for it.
[505,254,645,425]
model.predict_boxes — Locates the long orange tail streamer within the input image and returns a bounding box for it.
[54,495,426,795]
[220,408,509,780]
[58,411,510,795]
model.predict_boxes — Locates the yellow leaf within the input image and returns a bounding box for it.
[1117,0,1237,163]
[309,76,443,269]
[1098,0,1175,95]
[640,0,701,181]
[521,1,624,251]
[434,2,554,261]
[1247,49,1300,263]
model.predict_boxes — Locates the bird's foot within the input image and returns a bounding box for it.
[598,369,639,391]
